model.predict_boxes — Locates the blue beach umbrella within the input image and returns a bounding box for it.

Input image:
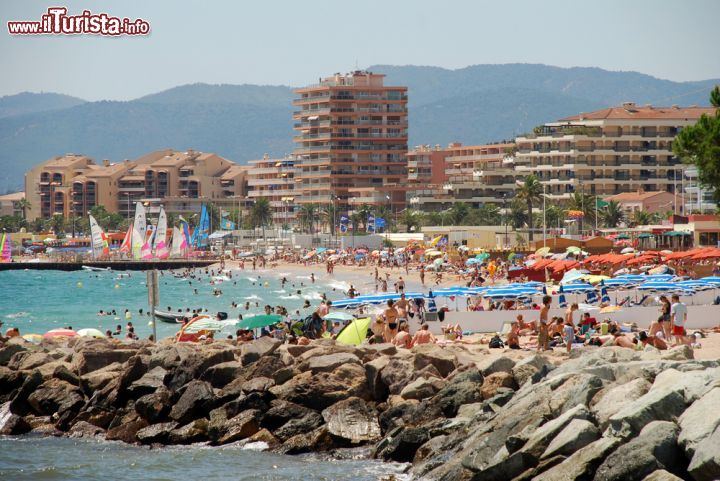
[558,285,567,308]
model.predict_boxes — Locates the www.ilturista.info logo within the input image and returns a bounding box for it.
[7,7,150,36]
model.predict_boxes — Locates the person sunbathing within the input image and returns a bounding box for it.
[506,322,521,349]
[638,331,668,350]
[607,331,635,349]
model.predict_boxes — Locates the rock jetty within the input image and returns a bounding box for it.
[1,335,720,480]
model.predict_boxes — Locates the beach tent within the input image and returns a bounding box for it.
[77,328,105,338]
[335,317,372,346]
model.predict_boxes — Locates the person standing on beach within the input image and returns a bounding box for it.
[538,295,551,351]
[659,295,672,340]
[670,294,688,345]
[419,266,425,286]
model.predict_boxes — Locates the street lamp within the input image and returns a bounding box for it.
[502,193,508,250]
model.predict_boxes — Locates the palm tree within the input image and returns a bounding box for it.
[601,201,625,228]
[298,203,318,234]
[16,198,30,221]
[476,203,501,226]
[349,213,362,234]
[356,204,372,230]
[449,202,470,225]
[509,198,528,230]
[632,210,653,226]
[49,214,65,236]
[251,198,272,242]
[567,192,598,231]
[516,175,542,240]
[399,209,421,232]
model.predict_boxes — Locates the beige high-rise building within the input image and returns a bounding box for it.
[514,103,716,203]
[246,155,297,225]
[293,71,408,212]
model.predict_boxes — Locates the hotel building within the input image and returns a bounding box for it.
[292,71,408,212]
[407,142,517,211]
[245,155,297,225]
[25,149,248,221]
[514,103,716,204]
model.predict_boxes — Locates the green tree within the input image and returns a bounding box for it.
[567,192,598,231]
[516,175,542,240]
[16,198,30,220]
[673,86,720,203]
[601,200,625,228]
[349,213,362,234]
[30,217,46,233]
[49,214,65,236]
[508,198,528,230]
[399,208,421,232]
[632,210,653,226]
[543,204,565,231]
[476,203,501,225]
[356,204,372,230]
[448,202,470,225]
[298,203,318,234]
[251,198,272,241]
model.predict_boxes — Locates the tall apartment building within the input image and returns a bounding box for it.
[407,142,517,211]
[293,71,408,212]
[246,155,297,225]
[25,149,248,221]
[0,192,25,217]
[514,103,716,203]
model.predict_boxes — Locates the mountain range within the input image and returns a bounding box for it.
[0,63,717,192]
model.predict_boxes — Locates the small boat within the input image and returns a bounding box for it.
[154,309,186,323]
[81,265,111,272]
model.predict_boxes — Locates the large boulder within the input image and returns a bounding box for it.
[541,418,600,459]
[678,387,720,458]
[650,367,719,404]
[432,370,484,418]
[512,355,553,387]
[279,426,335,455]
[269,363,370,410]
[168,419,209,444]
[200,361,242,388]
[127,366,168,398]
[27,378,85,417]
[105,418,149,443]
[273,411,324,442]
[299,352,361,374]
[240,337,281,366]
[477,356,516,377]
[687,424,720,481]
[79,362,123,394]
[261,399,318,431]
[591,377,652,429]
[376,426,430,463]
[531,436,621,481]
[365,356,390,401]
[68,420,105,438]
[169,380,216,425]
[321,396,381,443]
[9,369,43,414]
[135,387,172,423]
[548,373,604,414]
[608,388,687,438]
[74,349,136,374]
[166,347,235,390]
[0,412,31,435]
[216,409,261,445]
[136,421,179,444]
[0,366,23,401]
[0,342,28,366]
[595,421,683,481]
[380,357,416,395]
[400,377,445,401]
[481,372,518,400]
[411,344,458,378]
[521,404,592,459]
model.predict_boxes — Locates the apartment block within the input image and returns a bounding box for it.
[514,103,716,203]
[0,192,25,217]
[407,142,517,211]
[293,71,408,211]
[246,155,297,225]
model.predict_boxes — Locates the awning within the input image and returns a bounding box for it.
[208,231,231,239]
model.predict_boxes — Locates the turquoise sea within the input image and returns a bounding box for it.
[0,268,352,339]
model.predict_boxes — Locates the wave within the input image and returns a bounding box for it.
[5,312,29,319]
[243,295,262,301]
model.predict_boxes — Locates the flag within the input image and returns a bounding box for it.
[429,235,443,247]
[437,236,448,247]
[375,217,386,229]
[221,218,236,230]
[596,199,609,208]
[340,215,348,234]
[367,215,375,233]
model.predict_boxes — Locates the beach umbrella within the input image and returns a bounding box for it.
[433,258,443,267]
[22,333,43,343]
[475,253,490,261]
[182,317,227,334]
[535,247,551,257]
[600,285,611,304]
[323,311,355,322]
[335,317,372,346]
[43,328,78,339]
[465,258,481,266]
[617,233,631,240]
[561,282,595,293]
[621,247,635,254]
[77,328,105,338]
[700,277,720,284]
[558,285,567,308]
[236,314,284,330]
[426,250,442,258]
[566,246,582,255]
[600,305,623,313]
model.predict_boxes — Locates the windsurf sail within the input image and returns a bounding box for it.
[154,207,169,258]
[88,214,109,258]
[170,226,183,257]
[190,204,210,249]
[119,222,133,254]
[180,217,191,252]
[0,233,11,262]
[132,224,144,260]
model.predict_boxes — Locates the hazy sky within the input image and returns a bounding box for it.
[2,0,719,101]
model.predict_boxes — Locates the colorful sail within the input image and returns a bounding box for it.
[119,222,133,254]
[0,233,11,262]
[154,208,169,259]
[190,204,210,249]
[131,224,144,260]
[180,217,190,251]
[141,241,153,260]
[133,201,147,247]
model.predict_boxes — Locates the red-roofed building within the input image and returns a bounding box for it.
[605,189,679,215]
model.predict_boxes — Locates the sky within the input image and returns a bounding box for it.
[1,0,719,101]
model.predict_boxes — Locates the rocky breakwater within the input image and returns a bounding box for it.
[1,335,720,481]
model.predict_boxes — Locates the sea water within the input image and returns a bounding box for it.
[0,268,343,339]
[0,270,406,479]
[0,436,408,480]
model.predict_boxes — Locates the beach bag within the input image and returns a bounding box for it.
[489,335,504,349]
